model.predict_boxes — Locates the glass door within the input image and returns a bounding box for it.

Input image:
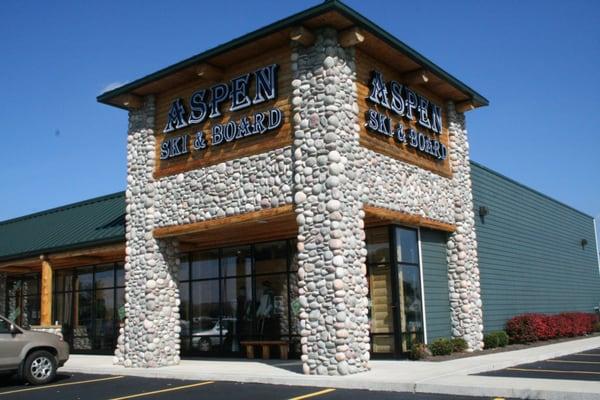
[366,226,425,358]
[393,227,424,354]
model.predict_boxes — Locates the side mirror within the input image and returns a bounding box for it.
[10,324,20,335]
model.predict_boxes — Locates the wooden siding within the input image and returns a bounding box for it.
[420,228,452,341]
[355,49,452,178]
[471,162,600,332]
[154,46,292,178]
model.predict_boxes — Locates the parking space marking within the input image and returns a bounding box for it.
[548,359,600,365]
[109,381,214,400]
[0,375,124,396]
[506,367,600,375]
[288,388,336,400]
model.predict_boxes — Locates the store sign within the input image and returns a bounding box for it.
[365,71,447,161]
[159,64,282,160]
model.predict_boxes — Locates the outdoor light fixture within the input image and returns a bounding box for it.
[478,205,489,223]
[581,239,588,249]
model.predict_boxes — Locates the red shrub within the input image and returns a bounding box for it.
[506,312,598,343]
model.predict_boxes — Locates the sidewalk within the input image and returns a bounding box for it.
[62,336,600,400]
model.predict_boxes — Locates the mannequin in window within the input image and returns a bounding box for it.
[256,280,275,338]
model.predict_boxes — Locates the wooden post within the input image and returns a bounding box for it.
[40,255,53,326]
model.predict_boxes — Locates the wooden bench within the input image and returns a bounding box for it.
[240,340,289,360]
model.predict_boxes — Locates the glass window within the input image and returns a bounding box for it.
[191,250,219,280]
[396,227,419,264]
[178,255,190,282]
[221,276,253,352]
[74,267,94,291]
[191,280,221,352]
[255,274,288,337]
[366,227,390,264]
[73,290,93,350]
[115,263,125,287]
[368,264,394,334]
[95,265,115,289]
[94,289,115,350]
[221,246,252,278]
[54,270,73,292]
[254,241,287,274]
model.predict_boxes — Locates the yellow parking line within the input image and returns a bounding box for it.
[109,381,214,400]
[289,388,336,400]
[507,367,600,375]
[548,359,600,365]
[0,375,124,396]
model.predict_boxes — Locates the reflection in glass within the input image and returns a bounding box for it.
[94,289,115,350]
[255,241,287,274]
[221,276,253,352]
[396,227,418,264]
[372,335,395,354]
[191,280,220,352]
[73,290,93,350]
[95,265,114,289]
[366,227,390,264]
[179,282,190,351]
[221,246,251,277]
[368,264,393,334]
[116,263,125,287]
[75,267,93,291]
[191,250,219,280]
[255,274,288,338]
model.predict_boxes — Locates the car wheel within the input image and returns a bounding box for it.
[23,350,57,385]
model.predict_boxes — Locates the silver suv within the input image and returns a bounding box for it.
[0,315,69,385]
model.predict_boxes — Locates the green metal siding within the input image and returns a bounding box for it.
[0,192,126,261]
[471,162,600,332]
[421,228,452,341]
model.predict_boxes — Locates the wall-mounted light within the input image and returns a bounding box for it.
[581,239,588,250]
[478,206,489,223]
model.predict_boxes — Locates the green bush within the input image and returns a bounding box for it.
[484,333,499,349]
[495,331,509,347]
[428,338,453,356]
[450,337,468,353]
[409,343,430,360]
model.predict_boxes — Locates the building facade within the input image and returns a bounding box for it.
[1,1,598,376]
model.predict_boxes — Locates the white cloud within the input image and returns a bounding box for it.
[100,81,128,94]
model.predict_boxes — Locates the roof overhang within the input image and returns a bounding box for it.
[97,0,488,111]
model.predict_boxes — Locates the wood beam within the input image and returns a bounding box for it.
[339,27,365,48]
[195,63,223,81]
[455,100,476,113]
[154,205,294,239]
[40,256,53,326]
[402,69,430,86]
[364,205,456,233]
[120,94,143,109]
[290,26,315,47]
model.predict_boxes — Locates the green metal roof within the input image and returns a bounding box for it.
[97,0,488,108]
[0,192,126,262]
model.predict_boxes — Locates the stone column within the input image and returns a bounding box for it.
[291,28,370,375]
[0,272,6,316]
[114,96,181,368]
[446,102,484,351]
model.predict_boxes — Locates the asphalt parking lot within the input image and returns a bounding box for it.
[478,347,600,381]
[0,373,508,400]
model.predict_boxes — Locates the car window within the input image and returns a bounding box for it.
[0,319,11,334]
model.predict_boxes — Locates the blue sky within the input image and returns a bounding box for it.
[0,0,598,226]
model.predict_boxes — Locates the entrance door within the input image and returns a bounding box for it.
[367,226,425,358]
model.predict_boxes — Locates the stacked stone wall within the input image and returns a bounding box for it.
[361,150,455,224]
[291,28,370,375]
[155,147,293,226]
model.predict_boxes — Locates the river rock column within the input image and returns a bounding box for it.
[446,102,484,351]
[291,28,370,375]
[114,96,181,368]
